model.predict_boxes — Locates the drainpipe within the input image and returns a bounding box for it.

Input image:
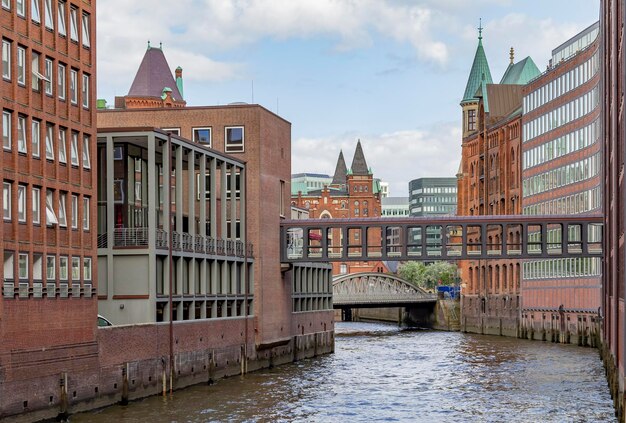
[243,164,249,374]
[168,135,174,394]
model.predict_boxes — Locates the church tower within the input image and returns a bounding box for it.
[460,21,493,138]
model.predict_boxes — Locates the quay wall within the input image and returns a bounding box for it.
[0,311,334,422]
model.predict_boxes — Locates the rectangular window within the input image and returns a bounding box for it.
[59,256,68,280]
[45,124,54,159]
[31,51,41,90]
[69,6,78,41]
[32,187,40,224]
[2,0,10,9]
[46,255,55,280]
[2,39,10,80]
[17,115,26,153]
[58,127,66,163]
[45,189,58,225]
[4,251,14,281]
[44,0,54,29]
[57,1,66,36]
[81,13,90,48]
[58,192,66,226]
[83,257,91,281]
[18,253,28,280]
[16,0,24,17]
[162,128,180,135]
[82,73,89,108]
[69,69,77,104]
[31,0,40,23]
[71,256,79,280]
[193,127,211,145]
[17,184,26,222]
[70,131,78,165]
[17,46,25,85]
[32,119,40,157]
[2,111,10,150]
[33,254,42,281]
[57,63,65,100]
[82,135,90,168]
[3,182,11,220]
[82,196,89,230]
[70,194,77,228]
[225,126,244,153]
[44,57,52,95]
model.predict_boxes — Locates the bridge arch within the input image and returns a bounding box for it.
[332,272,435,307]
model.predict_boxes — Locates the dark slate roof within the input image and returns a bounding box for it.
[350,140,370,175]
[485,84,523,119]
[331,151,348,185]
[461,32,493,105]
[128,47,184,100]
[499,56,541,85]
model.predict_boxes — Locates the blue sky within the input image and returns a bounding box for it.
[97,0,599,196]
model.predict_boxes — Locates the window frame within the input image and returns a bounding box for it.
[31,119,40,157]
[31,0,40,23]
[2,39,10,80]
[44,57,53,95]
[18,253,28,280]
[82,196,89,230]
[17,115,26,154]
[17,184,26,222]
[16,0,25,17]
[81,73,89,108]
[58,192,67,227]
[69,131,78,166]
[225,126,244,153]
[81,12,90,48]
[57,63,65,100]
[3,182,11,221]
[16,45,25,86]
[59,256,68,281]
[70,194,78,229]
[57,0,66,36]
[82,135,90,169]
[46,255,55,281]
[69,5,78,42]
[45,124,54,160]
[69,68,77,104]
[2,110,10,150]
[83,257,91,281]
[32,186,40,225]
[58,127,66,163]
[44,0,54,30]
[192,127,212,146]
[45,189,58,225]
[71,256,79,280]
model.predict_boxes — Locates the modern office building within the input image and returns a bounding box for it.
[0,0,97,417]
[456,26,541,337]
[520,22,601,345]
[381,196,409,218]
[409,177,457,217]
[291,173,332,196]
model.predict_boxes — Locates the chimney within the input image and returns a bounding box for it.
[175,66,184,100]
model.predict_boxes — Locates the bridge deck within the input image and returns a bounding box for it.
[281,214,603,262]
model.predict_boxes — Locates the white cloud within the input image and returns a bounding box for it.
[292,122,462,197]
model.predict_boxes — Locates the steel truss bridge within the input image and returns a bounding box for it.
[281,215,603,263]
[333,272,436,308]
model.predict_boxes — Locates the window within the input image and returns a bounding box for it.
[83,257,91,281]
[44,0,54,29]
[18,253,28,280]
[226,170,241,198]
[69,6,78,41]
[69,69,77,104]
[82,135,90,168]
[225,126,244,153]
[59,256,68,280]
[70,132,78,165]
[58,192,66,226]
[31,0,40,23]
[70,194,77,228]
[193,127,211,145]
[2,111,10,150]
[57,63,65,100]
[82,196,89,230]
[71,257,79,280]
[82,74,89,108]
[31,51,41,90]
[58,128,66,163]
[33,254,42,281]
[4,251,14,281]
[17,46,25,85]
[16,0,24,17]
[45,189,58,225]
[31,120,40,157]
[17,115,26,153]
[17,185,25,222]
[81,13,90,48]
[44,58,52,95]
[45,124,54,159]
[32,187,40,224]
[2,39,10,80]
[2,0,10,9]
[57,1,66,36]
[46,255,55,280]
[468,109,476,131]
[3,182,10,220]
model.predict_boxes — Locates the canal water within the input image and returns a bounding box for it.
[73,322,616,422]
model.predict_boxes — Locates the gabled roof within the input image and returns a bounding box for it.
[350,140,370,176]
[500,56,540,85]
[128,46,184,101]
[461,28,493,105]
[331,150,348,186]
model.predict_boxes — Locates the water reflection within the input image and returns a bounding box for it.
[74,322,615,422]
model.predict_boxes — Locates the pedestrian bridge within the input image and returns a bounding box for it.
[332,272,436,308]
[281,214,603,263]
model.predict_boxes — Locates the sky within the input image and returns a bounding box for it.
[97,0,599,197]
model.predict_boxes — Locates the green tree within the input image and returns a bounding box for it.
[398,261,427,288]
[398,261,458,291]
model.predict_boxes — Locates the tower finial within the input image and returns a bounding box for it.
[159,42,163,50]
[478,18,483,41]
[510,47,514,64]
[147,40,151,49]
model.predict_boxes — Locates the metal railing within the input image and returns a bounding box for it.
[113,227,149,247]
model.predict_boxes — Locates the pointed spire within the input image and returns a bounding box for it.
[350,140,370,176]
[478,18,483,42]
[461,20,493,105]
[331,150,348,186]
[128,45,184,101]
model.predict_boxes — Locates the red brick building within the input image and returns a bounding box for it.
[291,141,385,275]
[457,28,540,336]
[520,22,601,345]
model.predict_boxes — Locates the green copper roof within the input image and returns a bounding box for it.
[500,56,540,85]
[461,27,493,105]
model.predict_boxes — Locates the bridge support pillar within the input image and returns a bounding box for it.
[342,308,353,322]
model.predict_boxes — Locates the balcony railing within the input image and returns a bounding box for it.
[114,227,149,247]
